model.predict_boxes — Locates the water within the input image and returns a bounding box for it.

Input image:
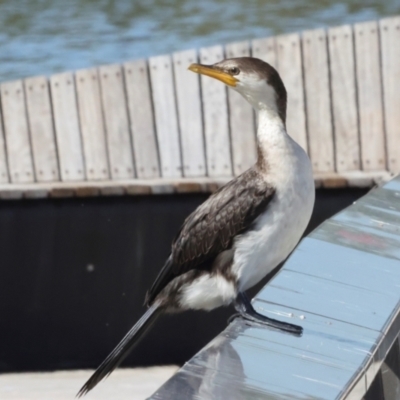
[0,0,399,81]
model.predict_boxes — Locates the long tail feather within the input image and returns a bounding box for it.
[77,303,162,397]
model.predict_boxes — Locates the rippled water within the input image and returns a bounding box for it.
[0,0,399,81]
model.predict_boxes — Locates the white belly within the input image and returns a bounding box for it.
[180,132,315,310]
[233,158,315,291]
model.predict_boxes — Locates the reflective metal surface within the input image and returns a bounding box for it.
[149,175,400,400]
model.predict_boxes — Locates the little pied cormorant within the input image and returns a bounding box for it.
[78,56,315,396]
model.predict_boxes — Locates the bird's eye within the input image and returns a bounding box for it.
[229,67,240,75]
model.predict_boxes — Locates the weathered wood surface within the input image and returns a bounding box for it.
[50,72,85,181]
[25,76,60,182]
[173,49,206,178]
[303,28,334,172]
[380,16,400,175]
[124,59,160,179]
[99,64,135,180]
[252,36,277,68]
[225,41,257,175]
[354,20,386,172]
[149,55,182,178]
[0,16,397,198]
[76,68,109,181]
[1,80,34,183]
[200,45,232,177]
[0,171,391,200]
[328,25,360,172]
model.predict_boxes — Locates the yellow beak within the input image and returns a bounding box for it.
[188,64,238,87]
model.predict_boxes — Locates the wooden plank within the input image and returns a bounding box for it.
[173,49,206,177]
[75,186,100,197]
[0,178,210,198]
[0,80,34,183]
[380,16,400,174]
[0,190,23,200]
[124,59,160,179]
[25,76,59,182]
[99,186,125,196]
[0,102,9,183]
[75,68,109,181]
[251,36,277,68]
[149,54,182,178]
[302,28,335,173]
[354,20,386,171]
[225,41,257,175]
[328,25,360,172]
[125,185,152,195]
[199,45,232,177]
[0,171,389,200]
[99,64,134,180]
[50,72,85,181]
[50,187,75,198]
[276,33,308,152]
[315,170,390,188]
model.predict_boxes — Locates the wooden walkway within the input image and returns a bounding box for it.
[0,16,399,199]
[0,366,178,399]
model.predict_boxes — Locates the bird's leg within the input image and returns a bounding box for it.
[233,292,303,335]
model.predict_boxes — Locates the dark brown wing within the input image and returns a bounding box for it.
[146,169,275,305]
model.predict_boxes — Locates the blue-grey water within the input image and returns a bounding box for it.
[0,0,399,81]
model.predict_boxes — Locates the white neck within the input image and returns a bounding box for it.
[235,80,289,170]
[256,108,289,169]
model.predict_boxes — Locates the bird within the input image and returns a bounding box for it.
[77,56,315,397]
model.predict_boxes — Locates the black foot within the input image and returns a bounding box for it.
[234,292,303,336]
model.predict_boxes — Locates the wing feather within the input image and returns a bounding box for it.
[146,169,275,306]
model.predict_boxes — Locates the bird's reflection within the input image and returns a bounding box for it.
[151,321,247,400]
[150,321,321,400]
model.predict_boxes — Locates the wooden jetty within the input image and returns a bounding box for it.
[0,16,398,199]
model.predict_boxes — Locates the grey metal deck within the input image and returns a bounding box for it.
[149,175,400,400]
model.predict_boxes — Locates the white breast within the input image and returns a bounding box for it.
[232,137,315,292]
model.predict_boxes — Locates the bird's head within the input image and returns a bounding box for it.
[189,57,286,122]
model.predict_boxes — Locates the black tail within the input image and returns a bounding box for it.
[77,303,162,397]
